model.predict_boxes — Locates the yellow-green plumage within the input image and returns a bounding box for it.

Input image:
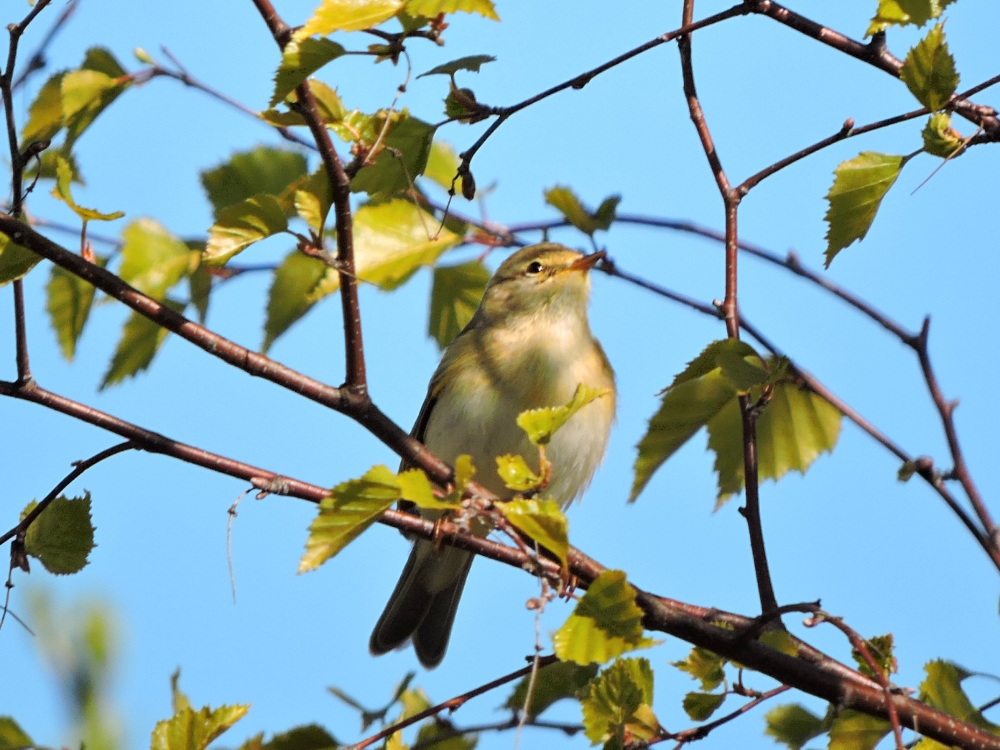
[369,243,616,668]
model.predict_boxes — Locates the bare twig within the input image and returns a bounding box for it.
[409,718,581,750]
[10,0,77,92]
[657,685,792,748]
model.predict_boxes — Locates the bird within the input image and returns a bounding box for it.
[369,242,616,668]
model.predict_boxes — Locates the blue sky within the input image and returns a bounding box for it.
[2,1,999,748]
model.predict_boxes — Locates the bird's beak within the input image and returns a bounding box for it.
[569,250,606,273]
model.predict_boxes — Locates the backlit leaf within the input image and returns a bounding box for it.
[0,232,43,286]
[350,115,436,197]
[553,570,657,665]
[151,704,250,750]
[851,634,897,680]
[682,692,725,721]
[517,383,612,447]
[271,38,346,108]
[21,493,95,575]
[764,704,828,750]
[580,658,658,747]
[503,661,598,721]
[405,0,499,20]
[201,147,308,218]
[544,185,620,235]
[299,465,401,572]
[295,0,405,38]
[61,64,131,149]
[867,0,951,35]
[823,151,904,267]
[22,71,66,144]
[118,218,197,300]
[204,195,289,266]
[498,498,569,568]
[47,261,102,360]
[495,454,542,493]
[828,709,890,750]
[262,250,328,352]
[397,468,460,510]
[918,660,1000,732]
[672,647,726,691]
[922,112,964,158]
[0,717,33,750]
[428,260,488,349]
[414,719,476,750]
[423,140,460,191]
[101,299,185,389]
[295,166,333,233]
[189,261,212,324]
[51,154,125,222]
[900,23,959,112]
[259,724,339,750]
[418,55,496,78]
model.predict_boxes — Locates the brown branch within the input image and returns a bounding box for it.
[345,656,559,750]
[10,0,77,93]
[657,685,792,747]
[409,718,581,750]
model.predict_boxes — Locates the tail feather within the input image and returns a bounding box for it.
[413,554,473,668]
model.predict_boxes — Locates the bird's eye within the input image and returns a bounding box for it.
[525,261,543,274]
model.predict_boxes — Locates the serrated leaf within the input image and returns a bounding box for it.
[851,634,896,680]
[867,0,941,34]
[418,55,496,78]
[295,166,333,233]
[823,151,904,267]
[671,647,726,691]
[423,140,460,191]
[919,660,1000,732]
[262,250,328,352]
[22,71,66,144]
[119,218,197,300]
[204,195,289,266]
[51,154,125,222]
[682,692,726,721]
[261,724,339,750]
[310,199,460,302]
[503,661,598,722]
[296,0,405,38]
[553,570,657,665]
[498,498,569,568]
[580,658,657,747]
[22,493,95,575]
[405,0,498,20]
[397,468,460,510]
[495,454,542,493]
[517,383,612,447]
[47,261,102,360]
[299,465,401,573]
[271,38,346,108]
[544,186,620,235]
[351,115,436,197]
[922,112,964,158]
[828,709,891,750]
[24,149,83,184]
[151,704,250,750]
[715,347,770,393]
[0,231,43,286]
[101,299,185,389]
[901,23,959,112]
[0,717,33,750]
[428,261,487,349]
[201,148,308,219]
[764,704,828,750]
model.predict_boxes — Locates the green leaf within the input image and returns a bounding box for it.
[189,261,212,324]
[759,629,799,657]
[823,151,904,267]
[82,47,127,78]
[119,218,197,300]
[919,660,1000,732]
[101,299,185,389]
[580,658,658,747]
[682,692,725,721]
[61,61,132,148]
[423,140,460,192]
[444,86,486,123]
[262,250,328,353]
[171,669,192,714]
[414,719,476,750]
[922,112,964,158]
[22,71,66,144]
[495,454,542,493]
[901,23,959,112]
[671,647,726,691]
[851,634,896,680]
[261,724,339,750]
[553,570,657,665]
[24,149,83,184]
[428,261,488,349]
[150,704,250,750]
[708,376,842,504]
[350,115,436,197]
[517,383,612,447]
[204,194,289,266]
[453,454,476,497]
[201,147,308,219]
[497,498,569,568]
[21,493,95,575]
[0,717,33,750]
[503,661,598,722]
[867,0,952,35]
[295,167,334,234]
[271,38,346,108]
[311,199,460,300]
[544,186,620,235]
[764,704,828,750]
[418,55,497,78]
[47,261,102,360]
[405,0,499,20]
[827,709,891,750]
[295,0,405,38]
[0,232,43,286]
[299,465,401,573]
[397,468,460,510]
[715,347,770,393]
[51,154,125,222]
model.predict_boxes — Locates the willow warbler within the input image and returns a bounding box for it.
[369,243,616,668]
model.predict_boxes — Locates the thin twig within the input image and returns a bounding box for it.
[10,0,77,93]
[657,685,792,747]
[409,718,581,750]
